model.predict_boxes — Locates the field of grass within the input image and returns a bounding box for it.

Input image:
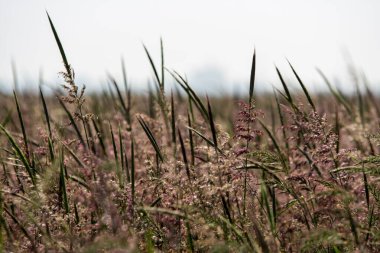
[0,14,379,252]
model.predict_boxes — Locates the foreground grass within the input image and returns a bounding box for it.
[0,14,379,252]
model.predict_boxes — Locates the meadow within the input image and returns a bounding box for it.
[0,14,379,252]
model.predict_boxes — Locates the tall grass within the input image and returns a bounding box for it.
[0,14,379,252]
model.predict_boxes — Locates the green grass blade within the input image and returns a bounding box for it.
[317,68,353,116]
[335,107,340,154]
[118,125,125,188]
[59,147,69,214]
[68,175,89,189]
[287,60,315,111]
[131,138,135,206]
[366,204,375,242]
[0,124,35,185]
[4,206,37,252]
[168,70,209,121]
[85,120,96,154]
[297,146,322,177]
[178,129,191,182]
[138,206,186,218]
[249,49,256,104]
[275,67,294,106]
[39,87,52,138]
[121,57,128,93]
[171,91,176,145]
[39,87,55,161]
[46,12,71,77]
[109,75,129,123]
[92,118,107,157]
[143,44,161,89]
[107,82,119,111]
[13,91,29,160]
[345,204,359,246]
[363,74,380,118]
[137,116,164,162]
[221,195,233,224]
[187,112,195,166]
[186,126,224,156]
[57,97,85,147]
[61,141,85,168]
[185,220,195,252]
[148,83,155,118]
[160,38,165,91]
[363,165,370,210]
[260,180,275,233]
[74,202,80,224]
[47,137,55,162]
[356,83,365,126]
[110,123,121,188]
[259,119,288,172]
[207,96,218,153]
[125,152,130,183]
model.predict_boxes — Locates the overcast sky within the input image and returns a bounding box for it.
[1,0,379,94]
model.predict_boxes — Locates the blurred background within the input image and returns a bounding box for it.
[1,0,379,95]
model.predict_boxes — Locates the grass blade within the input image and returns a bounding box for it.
[366,204,375,242]
[143,44,161,89]
[186,126,224,156]
[39,87,52,138]
[356,83,365,126]
[4,206,37,252]
[13,91,29,160]
[260,180,275,233]
[61,141,85,168]
[121,57,128,93]
[109,75,130,124]
[345,204,359,246]
[317,68,353,116]
[92,118,107,156]
[363,165,370,209]
[335,107,340,155]
[259,119,288,172]
[57,97,85,147]
[178,129,191,182]
[131,138,135,206]
[171,91,176,145]
[168,70,209,121]
[119,125,125,188]
[0,124,35,185]
[110,123,122,188]
[74,202,80,224]
[137,116,164,162]
[39,87,55,161]
[187,112,195,166]
[363,74,380,118]
[46,12,71,77]
[207,97,218,153]
[160,38,165,91]
[185,220,195,252]
[275,67,294,107]
[287,60,315,111]
[249,49,256,104]
[59,147,69,214]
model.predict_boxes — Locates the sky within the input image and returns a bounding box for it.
[1,0,380,94]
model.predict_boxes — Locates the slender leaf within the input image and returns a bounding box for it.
[249,49,256,104]
[287,60,315,111]
[137,116,164,162]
